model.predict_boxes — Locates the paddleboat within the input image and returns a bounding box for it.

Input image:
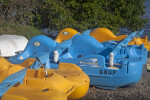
[0,57,89,100]
[0,35,28,57]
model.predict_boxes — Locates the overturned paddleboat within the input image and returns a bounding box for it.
[0,57,89,100]
[0,35,28,57]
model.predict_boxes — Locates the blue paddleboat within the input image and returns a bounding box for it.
[8,30,147,89]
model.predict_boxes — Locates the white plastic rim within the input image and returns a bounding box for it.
[54,50,59,63]
[0,35,28,57]
[109,52,114,67]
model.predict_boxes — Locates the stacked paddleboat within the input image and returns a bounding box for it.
[0,28,149,100]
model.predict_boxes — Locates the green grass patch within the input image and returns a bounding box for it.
[0,20,43,39]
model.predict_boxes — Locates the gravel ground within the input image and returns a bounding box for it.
[81,73,150,100]
[81,58,150,100]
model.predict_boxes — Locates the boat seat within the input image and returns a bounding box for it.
[55,28,79,43]
[68,35,104,58]
[8,35,58,64]
[90,28,127,42]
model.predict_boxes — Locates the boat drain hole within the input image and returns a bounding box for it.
[65,87,74,94]
[13,82,21,87]
[7,84,11,87]
[77,55,82,58]
[63,76,67,78]
[42,88,49,92]
[85,80,88,83]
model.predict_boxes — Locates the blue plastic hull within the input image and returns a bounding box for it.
[89,70,142,89]
[60,55,144,89]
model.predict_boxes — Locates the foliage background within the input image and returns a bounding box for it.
[0,0,148,39]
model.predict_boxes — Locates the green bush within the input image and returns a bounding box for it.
[0,20,43,39]
[0,0,148,34]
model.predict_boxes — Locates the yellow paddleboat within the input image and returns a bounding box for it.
[0,57,89,100]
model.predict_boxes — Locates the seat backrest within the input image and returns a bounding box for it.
[0,67,27,96]
[90,28,127,42]
[8,35,57,63]
[55,28,79,43]
[69,35,104,58]
[24,35,57,53]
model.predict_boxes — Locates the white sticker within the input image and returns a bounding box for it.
[34,42,40,46]
[63,32,69,35]
[19,56,23,60]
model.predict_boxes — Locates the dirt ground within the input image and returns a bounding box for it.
[81,58,150,100]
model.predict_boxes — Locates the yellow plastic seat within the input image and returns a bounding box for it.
[90,28,150,50]
[90,28,127,42]
[55,28,79,43]
[0,58,89,100]
[128,36,150,50]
